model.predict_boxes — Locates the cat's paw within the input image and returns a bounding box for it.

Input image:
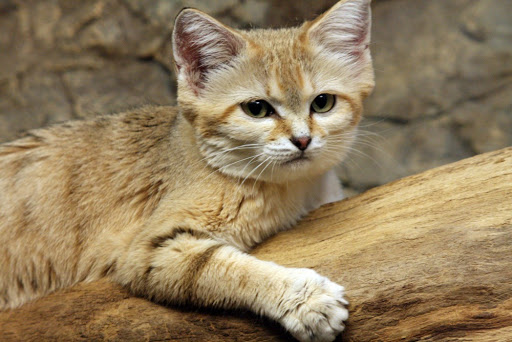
[278,269,348,342]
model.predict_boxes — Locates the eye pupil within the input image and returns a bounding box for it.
[315,94,327,108]
[248,101,263,115]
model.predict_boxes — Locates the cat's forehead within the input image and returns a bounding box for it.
[244,27,302,46]
[242,27,314,111]
[244,27,309,63]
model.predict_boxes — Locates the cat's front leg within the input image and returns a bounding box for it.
[114,228,348,342]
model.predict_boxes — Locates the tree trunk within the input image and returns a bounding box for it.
[1,147,511,342]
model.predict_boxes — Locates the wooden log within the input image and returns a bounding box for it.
[1,147,511,341]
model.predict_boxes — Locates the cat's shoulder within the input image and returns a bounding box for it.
[111,105,179,130]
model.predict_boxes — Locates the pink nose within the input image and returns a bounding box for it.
[291,136,311,151]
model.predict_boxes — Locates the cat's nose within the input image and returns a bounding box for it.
[290,136,311,151]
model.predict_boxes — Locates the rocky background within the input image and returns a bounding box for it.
[1,0,511,194]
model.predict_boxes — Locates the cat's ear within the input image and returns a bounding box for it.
[172,8,246,94]
[306,0,371,65]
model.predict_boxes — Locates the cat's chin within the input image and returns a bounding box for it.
[258,159,335,184]
[282,155,311,166]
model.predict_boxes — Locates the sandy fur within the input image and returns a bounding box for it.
[0,1,373,341]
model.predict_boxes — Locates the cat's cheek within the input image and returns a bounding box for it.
[315,114,352,135]
[218,117,275,144]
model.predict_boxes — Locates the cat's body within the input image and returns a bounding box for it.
[0,106,339,304]
[0,1,373,341]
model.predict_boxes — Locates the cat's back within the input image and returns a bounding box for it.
[0,104,179,163]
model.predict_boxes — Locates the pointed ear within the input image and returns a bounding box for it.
[307,0,371,64]
[172,8,246,94]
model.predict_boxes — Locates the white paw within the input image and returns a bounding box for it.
[278,269,348,342]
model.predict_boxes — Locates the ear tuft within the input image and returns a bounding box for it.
[308,0,371,63]
[172,9,245,94]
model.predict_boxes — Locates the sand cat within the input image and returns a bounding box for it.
[0,0,374,340]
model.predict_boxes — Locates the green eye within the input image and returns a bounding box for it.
[311,94,335,113]
[241,100,274,118]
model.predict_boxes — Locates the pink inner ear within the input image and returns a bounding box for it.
[173,15,208,87]
[173,11,244,91]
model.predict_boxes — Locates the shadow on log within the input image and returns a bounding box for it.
[1,147,511,341]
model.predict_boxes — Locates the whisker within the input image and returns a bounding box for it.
[187,143,265,182]
[270,160,277,183]
[240,156,271,188]
[340,146,385,170]
[252,157,274,192]
[239,154,262,176]
[203,152,266,180]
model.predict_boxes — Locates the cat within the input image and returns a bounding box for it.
[0,0,374,341]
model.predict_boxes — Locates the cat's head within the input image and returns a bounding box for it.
[172,0,374,183]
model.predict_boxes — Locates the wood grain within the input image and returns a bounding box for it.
[1,147,511,341]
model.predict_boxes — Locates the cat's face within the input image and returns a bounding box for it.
[173,0,374,183]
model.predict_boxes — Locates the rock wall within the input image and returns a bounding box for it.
[1,0,511,193]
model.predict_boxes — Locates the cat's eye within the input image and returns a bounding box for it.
[311,94,335,113]
[241,100,274,118]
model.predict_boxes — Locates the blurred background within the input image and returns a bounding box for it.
[1,0,511,195]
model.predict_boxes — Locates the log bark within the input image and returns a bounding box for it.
[1,147,511,341]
